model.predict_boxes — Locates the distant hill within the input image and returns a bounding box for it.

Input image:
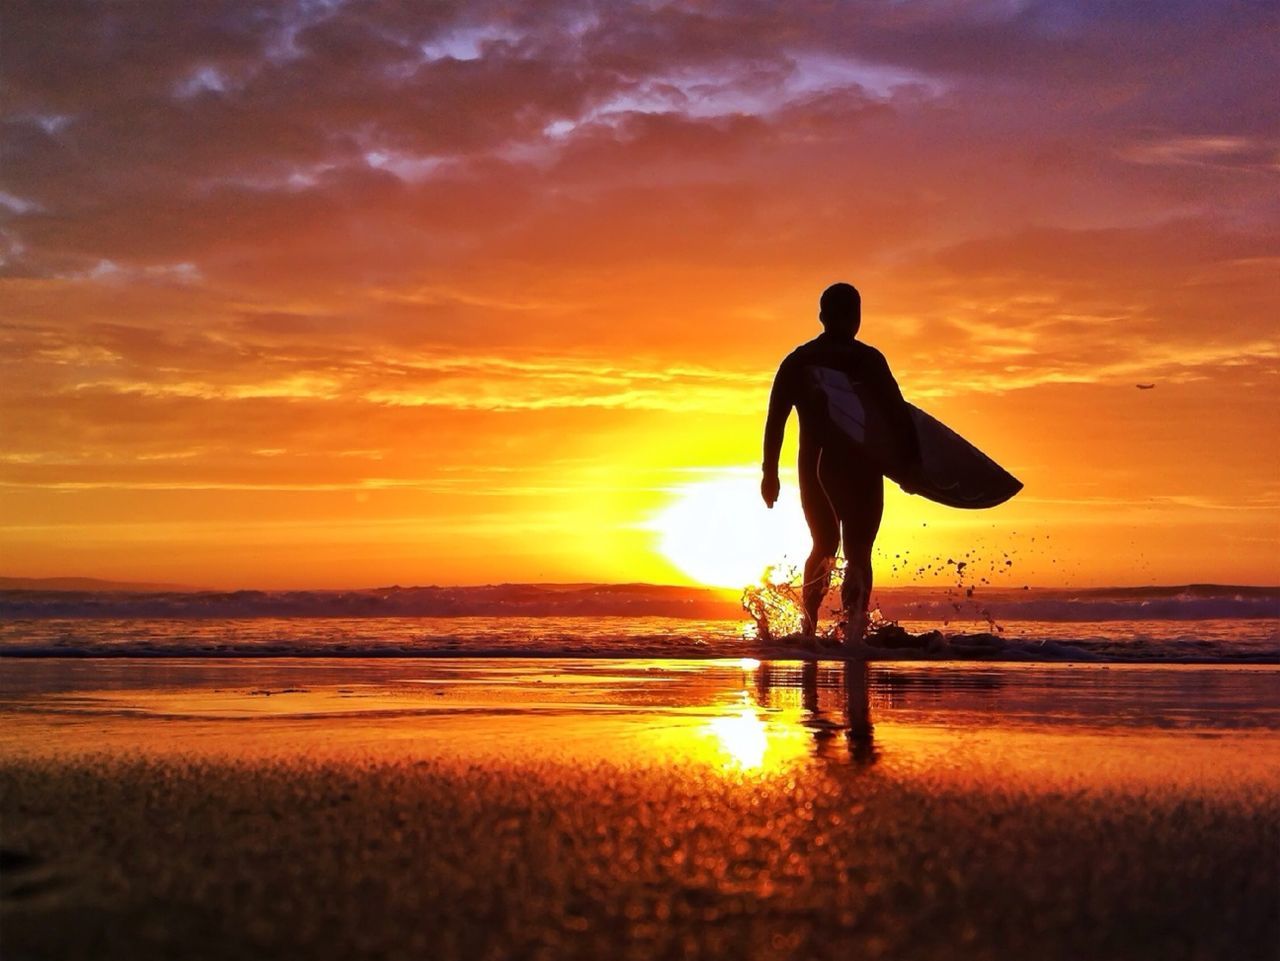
[0,576,201,593]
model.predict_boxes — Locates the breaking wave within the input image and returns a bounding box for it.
[0,581,1275,663]
[2,582,1275,622]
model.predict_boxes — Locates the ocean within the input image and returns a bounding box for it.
[5,584,1278,961]
[1,583,1276,662]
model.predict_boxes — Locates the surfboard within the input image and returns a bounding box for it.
[807,366,1022,509]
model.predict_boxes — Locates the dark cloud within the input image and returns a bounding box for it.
[4,0,1273,280]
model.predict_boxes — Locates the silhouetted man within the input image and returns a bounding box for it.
[761,283,918,641]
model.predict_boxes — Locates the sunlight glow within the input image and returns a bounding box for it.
[708,704,769,770]
[646,470,810,588]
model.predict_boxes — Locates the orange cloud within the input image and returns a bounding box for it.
[1,0,1276,587]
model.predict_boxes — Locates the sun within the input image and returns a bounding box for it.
[646,469,811,588]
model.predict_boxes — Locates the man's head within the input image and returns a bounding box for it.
[819,282,861,336]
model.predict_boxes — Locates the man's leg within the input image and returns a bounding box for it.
[819,454,884,641]
[801,551,835,637]
[799,452,840,636]
[841,542,874,641]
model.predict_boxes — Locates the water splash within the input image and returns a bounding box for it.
[741,561,848,643]
[743,541,1028,643]
[875,544,1017,632]
[742,564,803,642]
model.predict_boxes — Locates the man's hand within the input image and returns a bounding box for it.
[761,471,780,508]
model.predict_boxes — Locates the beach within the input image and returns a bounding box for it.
[6,0,1278,955]
[2,658,1277,960]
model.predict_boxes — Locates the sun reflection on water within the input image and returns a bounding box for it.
[707,700,770,770]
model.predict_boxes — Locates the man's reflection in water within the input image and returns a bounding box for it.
[841,660,877,765]
[755,660,878,765]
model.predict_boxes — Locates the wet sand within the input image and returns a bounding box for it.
[2,659,1278,960]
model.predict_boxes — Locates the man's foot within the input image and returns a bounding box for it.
[849,610,870,642]
[835,610,869,643]
[840,635,872,658]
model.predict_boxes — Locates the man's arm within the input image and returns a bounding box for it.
[761,358,793,507]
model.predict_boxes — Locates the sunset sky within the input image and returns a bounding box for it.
[2,0,1277,589]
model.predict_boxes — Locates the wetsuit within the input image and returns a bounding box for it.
[762,331,918,637]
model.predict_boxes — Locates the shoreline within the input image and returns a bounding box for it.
[4,658,1278,959]
[3,650,1279,664]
